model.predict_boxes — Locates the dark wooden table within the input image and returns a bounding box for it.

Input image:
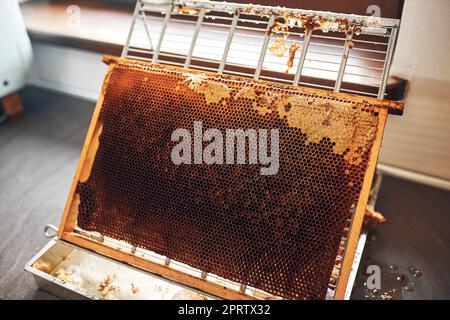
[0,87,449,299]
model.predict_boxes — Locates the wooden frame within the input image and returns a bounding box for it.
[57,56,401,300]
[334,108,388,299]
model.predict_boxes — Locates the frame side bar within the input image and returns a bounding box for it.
[334,108,389,299]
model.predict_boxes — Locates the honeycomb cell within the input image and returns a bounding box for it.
[75,57,384,300]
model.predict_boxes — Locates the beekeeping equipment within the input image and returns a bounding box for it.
[26,0,403,300]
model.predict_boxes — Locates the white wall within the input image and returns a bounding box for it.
[379,0,450,187]
[28,43,107,102]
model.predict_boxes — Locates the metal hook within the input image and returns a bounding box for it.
[44,224,58,238]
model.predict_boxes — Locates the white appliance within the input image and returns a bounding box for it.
[0,0,33,99]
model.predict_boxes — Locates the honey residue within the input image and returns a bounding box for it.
[33,261,52,273]
[239,91,378,165]
[184,74,230,105]
[131,283,140,294]
[234,87,280,116]
[268,38,288,57]
[98,274,119,299]
[286,42,299,73]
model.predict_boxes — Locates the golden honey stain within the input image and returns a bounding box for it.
[237,90,379,165]
[184,74,230,105]
[234,86,280,115]
[182,74,379,166]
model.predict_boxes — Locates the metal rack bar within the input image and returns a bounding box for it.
[141,11,154,51]
[161,0,400,28]
[293,31,312,86]
[378,27,399,98]
[152,7,172,63]
[254,14,275,80]
[184,9,206,68]
[218,13,239,74]
[334,32,354,92]
[121,0,142,58]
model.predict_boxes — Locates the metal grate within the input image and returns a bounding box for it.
[121,0,400,99]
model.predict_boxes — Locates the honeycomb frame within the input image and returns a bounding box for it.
[58,56,402,300]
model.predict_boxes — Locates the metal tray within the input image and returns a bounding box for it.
[25,231,366,300]
[25,237,216,300]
